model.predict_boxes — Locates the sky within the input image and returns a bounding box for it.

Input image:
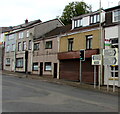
[0,0,119,27]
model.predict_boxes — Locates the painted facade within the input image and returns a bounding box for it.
[103,5,119,87]
[58,10,105,84]
[32,25,71,78]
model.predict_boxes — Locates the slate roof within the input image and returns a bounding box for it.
[42,24,72,38]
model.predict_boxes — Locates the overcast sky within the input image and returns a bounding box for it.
[0,0,119,27]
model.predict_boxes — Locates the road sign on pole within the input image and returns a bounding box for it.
[92,54,102,65]
[103,48,118,65]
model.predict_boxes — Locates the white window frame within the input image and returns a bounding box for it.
[18,42,22,51]
[86,35,93,49]
[19,32,24,39]
[23,41,27,51]
[27,30,29,37]
[113,10,120,22]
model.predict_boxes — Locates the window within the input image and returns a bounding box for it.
[90,14,100,24]
[110,38,118,48]
[18,42,21,51]
[33,63,38,71]
[113,10,120,22]
[6,45,10,52]
[26,31,29,37]
[16,58,23,68]
[6,58,10,66]
[11,44,15,51]
[28,40,32,50]
[8,34,16,40]
[19,32,24,39]
[110,66,118,77]
[34,43,39,50]
[86,35,93,49]
[74,19,82,28]
[23,41,27,51]
[45,41,52,49]
[68,38,74,51]
[45,62,52,71]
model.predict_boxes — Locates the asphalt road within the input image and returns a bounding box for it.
[2,74,118,112]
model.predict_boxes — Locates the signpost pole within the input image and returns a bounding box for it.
[107,65,109,91]
[113,66,115,92]
[80,60,82,83]
[98,65,101,90]
[94,65,96,88]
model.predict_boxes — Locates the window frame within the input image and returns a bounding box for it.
[68,38,74,52]
[34,43,39,51]
[110,65,118,77]
[23,41,27,51]
[44,62,52,71]
[6,58,10,66]
[28,40,32,50]
[18,42,22,51]
[45,41,52,49]
[32,62,39,71]
[113,9,120,22]
[86,35,93,50]
[16,58,23,68]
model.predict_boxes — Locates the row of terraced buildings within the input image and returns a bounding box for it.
[0,5,120,87]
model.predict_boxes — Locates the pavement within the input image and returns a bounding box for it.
[1,70,119,96]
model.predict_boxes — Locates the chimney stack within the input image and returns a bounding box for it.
[25,19,28,24]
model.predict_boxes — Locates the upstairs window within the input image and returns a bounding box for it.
[86,35,93,49]
[19,32,24,39]
[74,19,82,28]
[27,31,29,37]
[34,43,39,50]
[23,41,27,51]
[28,40,32,50]
[68,38,74,51]
[45,41,52,49]
[18,42,22,51]
[6,45,10,52]
[90,14,100,24]
[11,44,15,51]
[113,10,120,22]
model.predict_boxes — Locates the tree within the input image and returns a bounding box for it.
[60,1,92,25]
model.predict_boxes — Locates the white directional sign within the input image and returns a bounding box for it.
[92,54,102,65]
[103,48,118,65]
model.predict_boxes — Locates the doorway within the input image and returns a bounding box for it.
[39,62,43,76]
[54,63,57,78]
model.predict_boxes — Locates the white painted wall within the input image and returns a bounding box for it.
[105,26,118,39]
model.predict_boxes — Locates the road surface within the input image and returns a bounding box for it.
[2,74,118,112]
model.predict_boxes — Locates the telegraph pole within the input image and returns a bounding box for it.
[99,0,103,89]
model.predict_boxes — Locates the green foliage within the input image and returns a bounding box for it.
[60,1,92,25]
